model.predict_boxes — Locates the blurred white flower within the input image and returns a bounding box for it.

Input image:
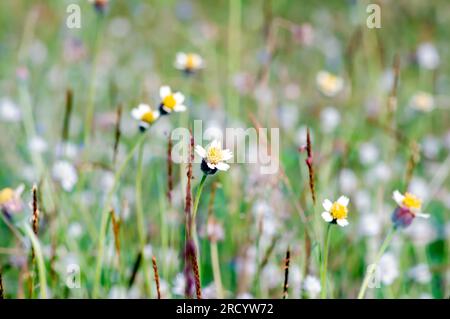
[278,105,299,130]
[202,283,218,299]
[28,136,48,154]
[283,83,301,100]
[206,217,225,241]
[339,169,358,193]
[68,222,83,239]
[354,190,371,212]
[29,40,48,65]
[0,98,21,122]
[55,142,79,160]
[143,244,153,259]
[359,142,379,165]
[316,71,344,97]
[416,42,440,70]
[174,52,204,73]
[236,292,254,299]
[404,218,437,246]
[109,286,128,299]
[172,273,186,296]
[421,135,441,159]
[369,162,392,183]
[409,177,430,203]
[131,103,160,131]
[261,263,283,289]
[303,275,321,298]
[358,214,381,237]
[159,86,187,114]
[410,91,435,112]
[408,264,432,284]
[52,160,78,192]
[379,252,399,285]
[109,17,131,38]
[320,106,340,133]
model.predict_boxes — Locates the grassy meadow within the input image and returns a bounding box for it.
[0,0,449,299]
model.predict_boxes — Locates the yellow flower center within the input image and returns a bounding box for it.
[163,94,177,109]
[402,192,421,209]
[186,54,196,69]
[323,75,338,90]
[141,111,156,123]
[206,147,223,165]
[0,188,14,205]
[330,202,348,220]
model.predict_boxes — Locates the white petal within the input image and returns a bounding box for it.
[321,212,333,222]
[160,86,171,99]
[131,108,142,120]
[207,162,216,169]
[322,199,333,211]
[195,145,206,158]
[152,111,160,120]
[210,139,220,149]
[337,196,349,207]
[174,104,186,112]
[173,92,185,105]
[216,162,230,171]
[175,53,187,68]
[138,103,151,112]
[392,190,404,206]
[139,121,150,129]
[416,213,430,219]
[221,149,233,161]
[162,105,172,113]
[337,219,349,227]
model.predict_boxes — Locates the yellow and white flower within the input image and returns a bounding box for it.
[410,92,434,112]
[195,140,233,175]
[158,86,186,115]
[174,52,204,73]
[131,103,160,131]
[316,71,344,97]
[392,190,429,218]
[0,184,24,214]
[321,196,350,227]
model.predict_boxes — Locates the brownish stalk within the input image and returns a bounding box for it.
[151,256,161,299]
[62,88,73,143]
[282,247,290,299]
[257,235,279,274]
[305,128,316,205]
[167,135,173,205]
[405,141,420,189]
[31,185,39,236]
[110,209,121,259]
[112,104,122,166]
[0,270,4,299]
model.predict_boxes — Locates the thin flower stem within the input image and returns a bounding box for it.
[23,224,47,299]
[190,174,207,278]
[320,223,332,299]
[357,226,396,299]
[210,240,224,298]
[192,174,208,222]
[135,139,152,296]
[93,133,147,298]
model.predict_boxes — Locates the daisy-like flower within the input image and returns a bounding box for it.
[131,103,160,131]
[0,184,24,215]
[195,140,232,175]
[409,91,435,113]
[174,52,204,74]
[392,190,429,228]
[316,71,344,97]
[158,86,187,115]
[321,196,350,227]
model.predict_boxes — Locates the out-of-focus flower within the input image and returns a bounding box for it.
[339,169,358,193]
[207,217,224,241]
[0,184,24,214]
[195,140,233,175]
[52,161,78,192]
[291,23,314,46]
[202,283,218,299]
[68,222,84,239]
[174,52,204,74]
[284,83,301,100]
[379,252,399,285]
[392,190,429,228]
[416,42,440,70]
[320,106,341,133]
[321,195,350,227]
[158,86,186,115]
[359,142,379,165]
[0,98,21,122]
[404,218,437,246]
[408,264,432,284]
[172,273,186,296]
[316,71,344,97]
[278,105,299,130]
[108,17,131,38]
[410,92,434,112]
[131,103,160,131]
[28,136,48,154]
[421,135,441,159]
[303,275,321,298]
[236,292,253,299]
[358,214,381,237]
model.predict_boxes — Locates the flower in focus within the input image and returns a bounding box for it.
[195,140,233,175]
[321,196,350,227]
[416,42,440,70]
[174,52,204,74]
[131,103,160,131]
[392,190,429,228]
[409,91,435,112]
[302,275,321,298]
[0,184,24,215]
[316,71,344,97]
[158,86,186,115]
[52,160,78,192]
